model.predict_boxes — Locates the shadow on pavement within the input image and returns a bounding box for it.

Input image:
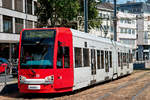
[0,83,19,95]
[0,80,114,99]
[0,83,74,99]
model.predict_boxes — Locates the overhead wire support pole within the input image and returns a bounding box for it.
[113,0,117,41]
[84,0,88,33]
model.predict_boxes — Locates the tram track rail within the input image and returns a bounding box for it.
[131,81,150,100]
[53,71,150,100]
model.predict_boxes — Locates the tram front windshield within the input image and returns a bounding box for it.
[20,30,56,69]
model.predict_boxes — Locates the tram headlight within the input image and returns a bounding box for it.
[20,76,26,83]
[45,75,54,84]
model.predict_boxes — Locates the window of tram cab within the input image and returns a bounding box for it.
[57,46,63,68]
[57,46,70,68]
[64,47,70,68]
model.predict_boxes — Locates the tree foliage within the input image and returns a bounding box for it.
[37,0,101,30]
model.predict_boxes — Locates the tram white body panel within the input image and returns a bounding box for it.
[71,29,133,90]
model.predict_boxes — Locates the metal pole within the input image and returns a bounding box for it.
[84,0,88,33]
[113,0,117,41]
[25,0,27,28]
[5,65,7,86]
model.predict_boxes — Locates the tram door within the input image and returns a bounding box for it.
[91,49,96,75]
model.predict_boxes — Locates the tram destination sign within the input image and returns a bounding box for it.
[23,30,55,39]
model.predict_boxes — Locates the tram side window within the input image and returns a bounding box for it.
[122,53,126,66]
[129,53,133,63]
[125,53,127,65]
[121,53,123,68]
[97,50,100,69]
[101,50,104,69]
[109,51,112,68]
[57,46,63,68]
[127,53,129,63]
[75,48,82,68]
[118,52,120,67]
[64,47,70,68]
[83,48,89,67]
[105,51,109,72]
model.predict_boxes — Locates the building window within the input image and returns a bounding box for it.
[120,28,123,33]
[15,0,23,12]
[26,20,33,28]
[125,28,127,33]
[120,19,124,23]
[128,29,131,34]
[15,18,23,34]
[25,0,32,15]
[132,29,135,34]
[83,48,89,67]
[3,16,13,33]
[75,48,82,68]
[2,0,12,9]
[99,13,102,17]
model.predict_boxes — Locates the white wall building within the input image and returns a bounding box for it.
[90,2,114,39]
[0,0,37,60]
[136,13,150,45]
[117,12,137,49]
[91,3,137,50]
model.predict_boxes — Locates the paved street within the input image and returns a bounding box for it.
[0,70,150,100]
[0,74,16,83]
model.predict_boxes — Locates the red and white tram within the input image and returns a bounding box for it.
[18,27,133,93]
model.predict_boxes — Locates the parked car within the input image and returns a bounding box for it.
[0,58,8,74]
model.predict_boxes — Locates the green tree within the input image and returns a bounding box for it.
[37,0,101,30]
[79,0,101,29]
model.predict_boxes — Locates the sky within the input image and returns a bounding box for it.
[117,0,146,4]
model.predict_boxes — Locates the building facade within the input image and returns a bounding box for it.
[90,3,114,39]
[118,1,150,60]
[117,12,137,49]
[92,3,137,49]
[0,0,37,61]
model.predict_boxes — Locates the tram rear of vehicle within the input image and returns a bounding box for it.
[18,28,74,93]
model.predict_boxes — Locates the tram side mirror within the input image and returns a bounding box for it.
[58,41,63,46]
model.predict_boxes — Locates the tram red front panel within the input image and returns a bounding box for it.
[18,28,74,93]
[54,28,74,91]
